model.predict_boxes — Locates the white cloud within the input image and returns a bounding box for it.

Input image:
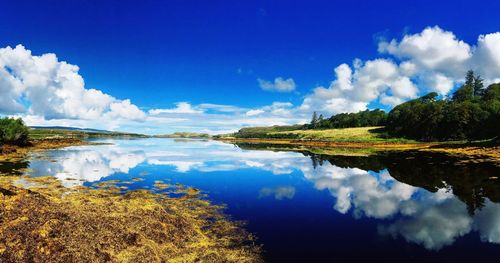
[3,26,500,134]
[299,26,500,116]
[379,26,471,77]
[148,102,203,115]
[246,109,265,116]
[258,77,296,92]
[474,32,500,82]
[105,99,146,121]
[0,45,145,121]
[299,58,420,114]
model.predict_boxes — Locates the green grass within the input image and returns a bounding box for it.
[262,127,417,143]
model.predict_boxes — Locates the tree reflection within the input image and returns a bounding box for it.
[233,142,499,215]
[307,151,499,215]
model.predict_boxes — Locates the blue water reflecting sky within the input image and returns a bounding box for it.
[25,138,500,261]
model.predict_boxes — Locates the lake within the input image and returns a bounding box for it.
[2,138,499,262]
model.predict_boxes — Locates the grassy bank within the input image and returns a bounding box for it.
[221,126,420,144]
[0,176,262,262]
[223,126,414,142]
[267,127,417,143]
[218,126,499,160]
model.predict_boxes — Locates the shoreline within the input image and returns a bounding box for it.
[2,136,498,163]
[0,139,94,162]
[216,137,500,161]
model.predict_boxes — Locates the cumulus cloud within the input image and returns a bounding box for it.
[474,32,500,82]
[258,77,296,92]
[300,59,419,113]
[300,26,500,116]
[0,45,145,121]
[379,26,472,77]
[3,26,500,134]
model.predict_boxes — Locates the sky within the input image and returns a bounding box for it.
[1,0,499,134]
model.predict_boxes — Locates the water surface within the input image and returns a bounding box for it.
[5,138,500,262]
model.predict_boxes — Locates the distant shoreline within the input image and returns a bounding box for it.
[215,137,500,162]
[0,139,96,162]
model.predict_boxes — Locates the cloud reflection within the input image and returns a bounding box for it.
[26,138,500,250]
[259,186,296,200]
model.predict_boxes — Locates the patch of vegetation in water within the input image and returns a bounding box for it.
[0,176,262,262]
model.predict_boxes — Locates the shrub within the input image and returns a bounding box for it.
[0,117,30,146]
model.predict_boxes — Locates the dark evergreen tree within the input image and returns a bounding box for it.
[310,112,318,128]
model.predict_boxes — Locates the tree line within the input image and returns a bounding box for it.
[307,70,500,141]
[307,109,387,129]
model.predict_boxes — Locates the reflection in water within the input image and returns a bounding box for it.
[0,160,29,176]
[259,186,296,200]
[18,139,500,251]
[29,146,146,187]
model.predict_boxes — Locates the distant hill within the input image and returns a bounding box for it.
[28,126,149,139]
[29,126,110,133]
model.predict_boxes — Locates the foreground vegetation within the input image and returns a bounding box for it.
[0,176,262,262]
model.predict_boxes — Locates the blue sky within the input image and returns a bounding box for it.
[1,0,499,134]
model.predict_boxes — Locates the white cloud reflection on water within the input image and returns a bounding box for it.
[25,139,500,250]
[259,186,296,200]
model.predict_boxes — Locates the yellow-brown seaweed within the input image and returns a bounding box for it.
[0,176,262,262]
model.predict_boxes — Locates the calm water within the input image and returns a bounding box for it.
[2,138,500,262]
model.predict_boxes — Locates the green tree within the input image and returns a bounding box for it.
[453,70,475,102]
[465,70,475,87]
[0,118,30,146]
[386,70,499,141]
[310,112,318,128]
[483,83,500,101]
[473,75,484,97]
[453,84,474,102]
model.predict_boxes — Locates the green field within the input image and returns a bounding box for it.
[231,126,418,143]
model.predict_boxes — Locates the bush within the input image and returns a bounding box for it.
[0,117,30,146]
